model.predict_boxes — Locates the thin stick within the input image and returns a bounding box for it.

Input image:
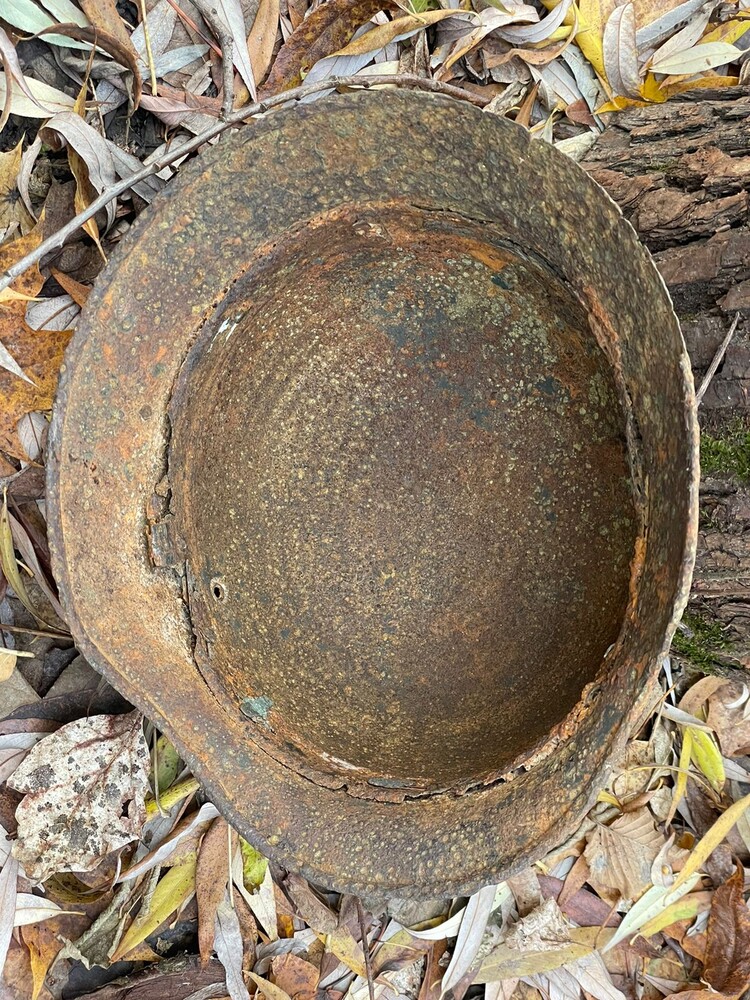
[138,0,159,99]
[0,75,489,297]
[696,312,741,406]
[356,898,376,1000]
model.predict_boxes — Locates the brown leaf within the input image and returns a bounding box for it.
[50,267,90,308]
[260,0,391,95]
[0,229,72,460]
[704,864,750,998]
[8,711,150,881]
[197,817,232,966]
[271,953,320,1000]
[584,808,665,904]
[706,681,750,757]
[247,0,280,87]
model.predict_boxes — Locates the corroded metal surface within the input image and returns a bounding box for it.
[48,91,699,897]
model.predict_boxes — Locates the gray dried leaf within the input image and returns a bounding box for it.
[118,802,220,882]
[40,112,117,229]
[497,0,573,45]
[154,43,210,76]
[131,0,178,64]
[603,2,641,99]
[635,0,713,52]
[531,61,582,109]
[0,835,18,978]
[8,711,150,882]
[210,0,257,98]
[650,39,741,74]
[215,895,251,1000]
[649,2,715,67]
[0,72,75,118]
[0,731,45,783]
[26,293,80,332]
[441,883,497,996]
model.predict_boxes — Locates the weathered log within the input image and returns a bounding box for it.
[584,87,750,667]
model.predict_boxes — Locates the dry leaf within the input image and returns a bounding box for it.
[706,681,750,757]
[271,953,320,1000]
[603,2,641,98]
[250,971,294,1000]
[8,711,149,881]
[247,0,280,86]
[197,817,231,965]
[332,9,470,59]
[110,850,197,960]
[650,40,741,74]
[441,882,497,995]
[584,808,664,904]
[0,71,75,119]
[37,22,142,108]
[704,864,750,997]
[216,895,251,1000]
[476,899,591,983]
[673,790,750,891]
[260,0,390,94]
[0,650,16,681]
[0,230,72,460]
[0,140,34,236]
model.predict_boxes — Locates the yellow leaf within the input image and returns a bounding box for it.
[575,0,610,80]
[689,727,725,792]
[110,852,197,961]
[638,893,702,938]
[0,489,54,627]
[249,973,294,1000]
[597,790,620,807]
[334,8,469,59]
[145,775,199,816]
[673,790,750,891]
[639,71,667,102]
[661,75,739,97]
[320,926,368,978]
[475,941,593,982]
[597,71,666,111]
[701,18,750,46]
[665,726,692,828]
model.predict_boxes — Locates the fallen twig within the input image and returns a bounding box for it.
[696,312,741,406]
[0,74,489,296]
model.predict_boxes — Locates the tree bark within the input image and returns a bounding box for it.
[582,87,750,667]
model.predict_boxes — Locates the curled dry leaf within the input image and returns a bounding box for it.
[36,22,143,109]
[703,864,750,997]
[197,817,231,965]
[215,894,251,1000]
[0,228,73,460]
[260,0,391,94]
[603,2,641,99]
[441,881,497,995]
[8,711,150,882]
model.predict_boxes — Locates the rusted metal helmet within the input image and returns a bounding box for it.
[49,90,698,899]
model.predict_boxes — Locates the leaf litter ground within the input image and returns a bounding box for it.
[1,0,750,997]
